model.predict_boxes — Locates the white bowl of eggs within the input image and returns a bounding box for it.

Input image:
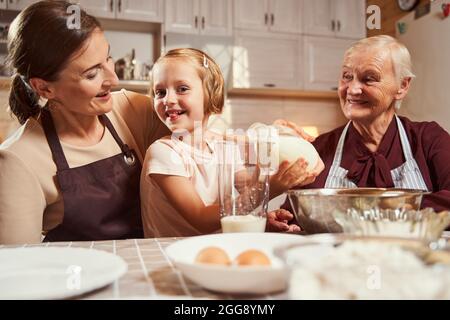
[165,233,304,294]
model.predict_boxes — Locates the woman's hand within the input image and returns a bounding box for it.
[272,119,315,142]
[266,209,301,233]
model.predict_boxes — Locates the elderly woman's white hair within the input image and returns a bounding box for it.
[344,35,414,109]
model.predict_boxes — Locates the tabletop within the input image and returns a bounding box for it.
[2,232,449,300]
[0,237,287,300]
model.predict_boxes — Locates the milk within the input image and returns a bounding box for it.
[221,215,267,233]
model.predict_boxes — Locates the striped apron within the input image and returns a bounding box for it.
[324,115,429,191]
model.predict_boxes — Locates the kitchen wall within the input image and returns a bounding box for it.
[366,0,430,37]
[104,30,153,64]
[0,0,360,143]
[209,97,345,138]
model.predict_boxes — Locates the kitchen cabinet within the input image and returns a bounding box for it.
[165,0,232,36]
[303,0,366,39]
[303,36,354,91]
[232,31,301,89]
[233,0,302,34]
[164,33,234,87]
[1,0,38,10]
[76,0,163,23]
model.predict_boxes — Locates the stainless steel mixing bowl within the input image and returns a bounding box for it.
[287,188,428,234]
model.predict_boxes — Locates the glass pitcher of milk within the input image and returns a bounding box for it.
[216,128,276,233]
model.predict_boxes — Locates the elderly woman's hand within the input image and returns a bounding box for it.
[266,209,301,233]
[273,119,316,142]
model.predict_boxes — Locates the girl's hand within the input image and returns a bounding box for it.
[272,119,316,142]
[297,156,325,186]
[269,157,325,198]
[266,209,301,233]
[270,158,309,198]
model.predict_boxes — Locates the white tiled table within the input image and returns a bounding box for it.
[0,237,287,300]
[2,232,449,300]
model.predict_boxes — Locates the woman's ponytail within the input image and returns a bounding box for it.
[9,74,40,125]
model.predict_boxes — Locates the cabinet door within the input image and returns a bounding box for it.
[233,31,300,89]
[7,0,38,10]
[200,0,232,36]
[303,36,353,91]
[269,0,302,34]
[333,0,366,39]
[0,0,41,10]
[165,0,200,35]
[233,0,268,32]
[116,0,163,22]
[76,0,115,19]
[303,0,334,37]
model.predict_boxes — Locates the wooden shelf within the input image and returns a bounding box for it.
[0,77,151,93]
[227,88,339,100]
[0,76,11,90]
[113,80,150,93]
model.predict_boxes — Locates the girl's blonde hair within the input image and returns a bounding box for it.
[150,48,225,115]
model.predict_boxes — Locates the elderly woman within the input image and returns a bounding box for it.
[302,35,450,211]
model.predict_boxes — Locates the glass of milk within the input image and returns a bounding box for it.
[216,128,276,233]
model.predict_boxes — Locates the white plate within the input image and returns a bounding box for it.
[165,233,305,294]
[0,247,127,299]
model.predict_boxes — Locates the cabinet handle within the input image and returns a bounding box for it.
[110,0,113,12]
[331,20,335,31]
[202,16,205,29]
[270,13,274,26]
[9,0,12,3]
[264,13,268,25]
[337,20,341,32]
[264,83,276,88]
[118,0,122,12]
[195,16,198,28]
[331,86,338,91]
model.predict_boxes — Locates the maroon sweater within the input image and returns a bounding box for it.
[297,116,450,211]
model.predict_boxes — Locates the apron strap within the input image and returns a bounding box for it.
[40,108,70,171]
[329,122,352,170]
[99,114,133,158]
[41,110,135,171]
[394,115,414,161]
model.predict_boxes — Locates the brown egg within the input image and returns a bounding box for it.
[234,249,271,266]
[195,246,231,266]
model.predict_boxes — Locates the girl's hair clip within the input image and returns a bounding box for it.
[203,54,209,69]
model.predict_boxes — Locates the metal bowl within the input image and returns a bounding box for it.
[287,188,429,234]
[335,207,450,243]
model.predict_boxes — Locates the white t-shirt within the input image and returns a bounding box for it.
[140,136,219,237]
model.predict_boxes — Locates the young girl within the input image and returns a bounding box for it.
[140,48,314,237]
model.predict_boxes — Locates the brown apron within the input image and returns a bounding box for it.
[41,109,144,241]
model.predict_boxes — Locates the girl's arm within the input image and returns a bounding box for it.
[150,174,221,234]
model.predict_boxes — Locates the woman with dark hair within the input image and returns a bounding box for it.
[0,1,170,244]
[0,1,317,244]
